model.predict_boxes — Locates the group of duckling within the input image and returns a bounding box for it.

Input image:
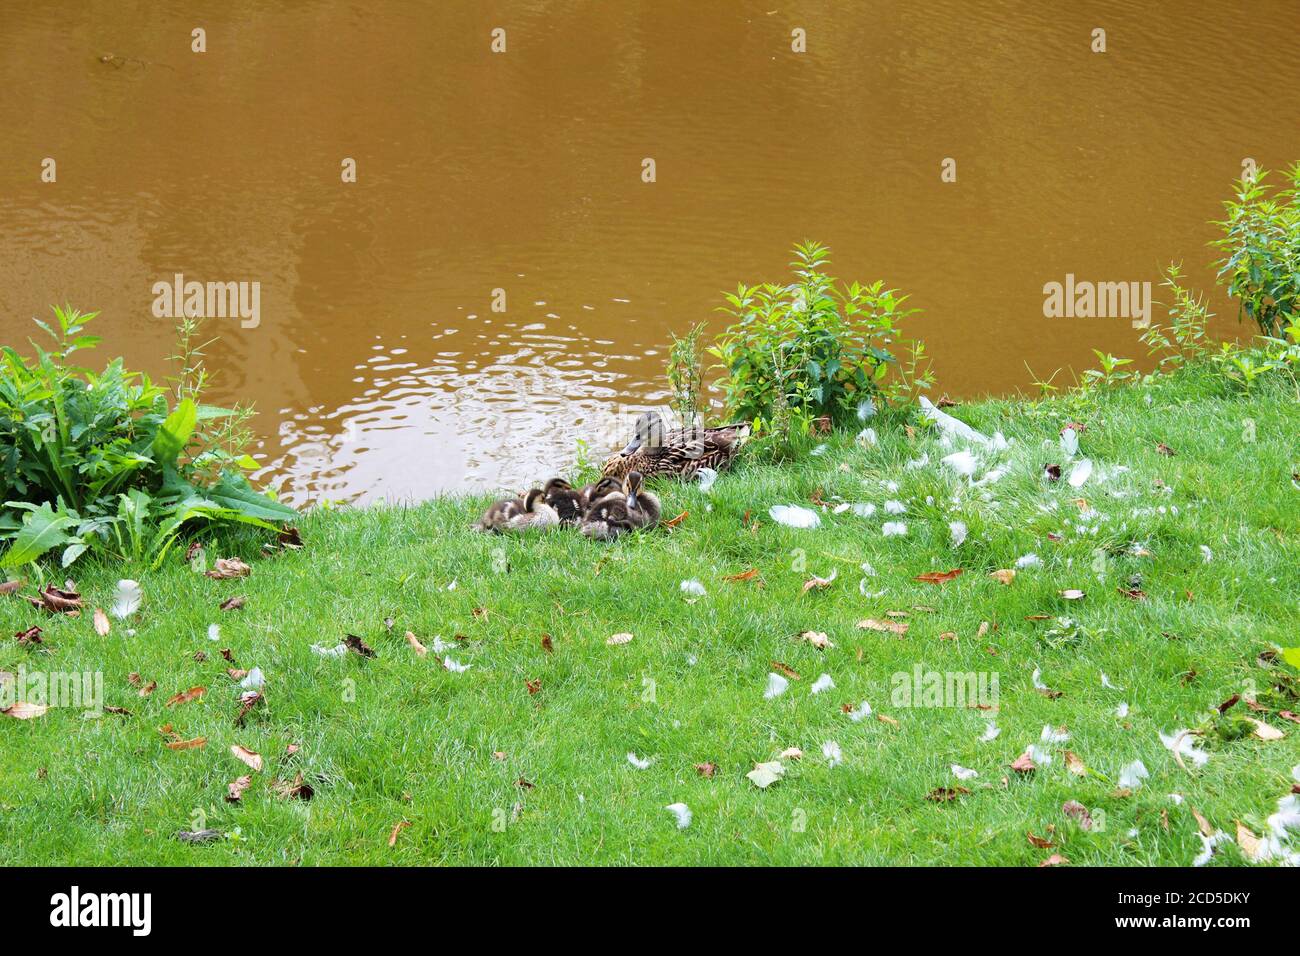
[473,411,753,541]
[475,471,661,540]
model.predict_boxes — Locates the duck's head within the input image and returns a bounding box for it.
[543,477,574,495]
[618,411,667,455]
[522,488,547,511]
[624,470,645,509]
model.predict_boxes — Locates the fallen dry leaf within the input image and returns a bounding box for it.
[989,569,1016,585]
[165,735,206,750]
[272,771,313,801]
[405,631,428,656]
[857,618,908,636]
[1236,821,1262,861]
[235,691,262,725]
[165,686,206,707]
[939,631,958,641]
[771,661,800,680]
[388,819,411,847]
[1156,442,1175,456]
[926,786,970,802]
[1191,808,1214,837]
[606,632,633,646]
[138,680,157,698]
[663,510,688,528]
[1059,589,1086,601]
[799,630,833,649]
[15,626,43,645]
[1038,853,1069,867]
[343,634,375,658]
[1027,832,1056,849]
[802,572,837,595]
[226,775,252,803]
[205,557,251,579]
[1064,751,1087,776]
[93,608,111,636]
[28,584,82,614]
[524,678,541,695]
[1247,718,1285,741]
[276,527,304,549]
[219,596,246,612]
[915,568,963,585]
[723,568,760,583]
[540,633,554,654]
[1011,750,1037,773]
[1,700,48,719]
[876,713,899,727]
[0,579,23,596]
[1062,800,1093,830]
[694,762,717,778]
[230,744,263,771]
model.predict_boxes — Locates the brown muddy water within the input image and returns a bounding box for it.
[2,1,1298,505]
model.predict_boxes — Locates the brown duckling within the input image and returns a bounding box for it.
[475,488,560,533]
[542,478,587,525]
[580,470,661,541]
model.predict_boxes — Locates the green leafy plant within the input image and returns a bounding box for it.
[1213,164,1300,338]
[0,306,294,569]
[665,322,707,429]
[708,241,928,431]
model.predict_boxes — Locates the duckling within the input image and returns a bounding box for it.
[580,475,623,507]
[474,493,527,532]
[505,487,561,532]
[542,478,587,525]
[580,470,661,541]
[474,488,560,532]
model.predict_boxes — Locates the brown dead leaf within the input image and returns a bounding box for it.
[277,527,304,549]
[165,686,206,707]
[1279,711,1300,724]
[801,572,837,595]
[1217,694,1240,714]
[1038,853,1069,867]
[1,700,48,719]
[104,705,132,717]
[694,762,717,778]
[876,713,899,727]
[405,631,428,657]
[1062,800,1093,831]
[1156,442,1175,456]
[1236,821,1262,861]
[28,584,82,614]
[205,557,251,580]
[15,625,43,645]
[926,786,970,802]
[93,608,111,636]
[1117,586,1147,600]
[1247,718,1285,741]
[799,630,833,649]
[219,595,246,612]
[165,735,206,750]
[724,568,760,583]
[343,634,375,658]
[989,569,1016,585]
[977,621,991,639]
[226,775,252,803]
[272,771,313,801]
[1026,832,1056,849]
[388,819,411,847]
[857,618,908,636]
[0,579,23,596]
[771,661,800,680]
[1191,807,1214,838]
[525,678,541,695]
[1064,751,1087,776]
[138,680,157,698]
[939,631,958,641]
[235,691,262,725]
[915,568,964,585]
[606,632,633,646]
[664,510,688,528]
[540,633,554,654]
[1059,589,1086,601]
[1011,750,1037,773]
[230,744,263,771]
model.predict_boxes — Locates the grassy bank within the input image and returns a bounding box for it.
[2,366,1299,866]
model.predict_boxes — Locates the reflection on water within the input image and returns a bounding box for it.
[1,1,1297,505]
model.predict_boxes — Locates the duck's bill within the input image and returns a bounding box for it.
[628,492,639,508]
[618,437,643,455]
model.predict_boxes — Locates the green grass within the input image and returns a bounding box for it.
[3,368,1299,865]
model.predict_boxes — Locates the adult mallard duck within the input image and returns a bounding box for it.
[602,412,749,481]
[474,488,560,533]
[580,471,661,541]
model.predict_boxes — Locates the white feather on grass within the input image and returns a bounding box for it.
[764,673,789,699]
[665,802,692,829]
[111,580,142,619]
[769,504,820,529]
